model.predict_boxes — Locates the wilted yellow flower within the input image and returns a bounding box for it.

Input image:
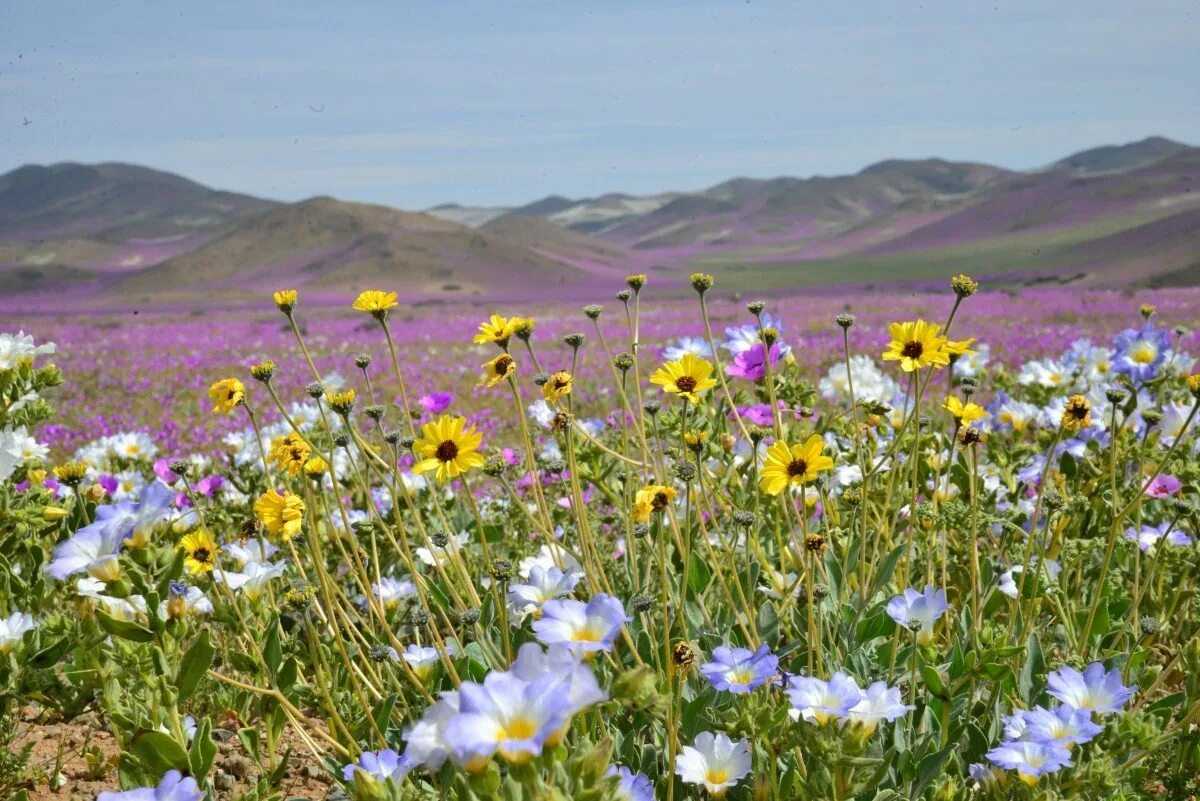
[478,354,517,388]
[269,432,312,476]
[412,414,485,482]
[633,484,676,523]
[945,337,976,357]
[511,317,536,340]
[208,378,246,415]
[473,315,518,347]
[542,371,574,402]
[273,289,298,313]
[255,488,305,541]
[1061,395,1092,430]
[944,396,988,424]
[625,274,647,290]
[179,530,219,575]
[759,435,834,495]
[352,290,399,315]
[882,320,951,372]
[650,353,718,403]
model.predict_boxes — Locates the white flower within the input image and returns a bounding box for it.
[953,343,991,378]
[1018,359,1072,389]
[372,576,417,608]
[663,337,713,362]
[417,534,470,567]
[0,427,48,482]
[223,539,280,565]
[675,731,751,797]
[507,565,581,617]
[518,544,582,579]
[402,691,460,771]
[0,612,35,653]
[819,355,899,406]
[216,561,288,601]
[0,330,55,370]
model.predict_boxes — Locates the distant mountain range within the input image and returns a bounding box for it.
[1,136,1197,310]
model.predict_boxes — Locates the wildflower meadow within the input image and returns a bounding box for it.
[4,274,1200,801]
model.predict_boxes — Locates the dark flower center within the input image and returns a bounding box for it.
[901,341,923,359]
[193,548,211,564]
[652,491,670,509]
[1068,404,1088,419]
[435,440,459,462]
[675,376,698,393]
[494,356,513,374]
[786,459,808,477]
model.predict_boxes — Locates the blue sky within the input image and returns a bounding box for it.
[2,1,1198,208]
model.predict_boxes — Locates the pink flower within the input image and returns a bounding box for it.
[1144,473,1181,499]
[725,342,780,382]
[418,392,453,415]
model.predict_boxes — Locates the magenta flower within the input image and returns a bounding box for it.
[419,392,454,415]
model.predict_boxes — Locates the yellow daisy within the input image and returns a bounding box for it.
[269,432,312,476]
[478,354,517,388]
[542,371,574,402]
[944,396,988,424]
[759,435,834,495]
[352,290,399,314]
[272,289,298,312]
[633,484,676,523]
[412,414,486,482]
[650,353,718,403]
[208,378,246,415]
[882,320,951,372]
[945,337,976,357]
[178,530,219,575]
[1061,395,1092,430]
[472,315,518,347]
[255,488,306,541]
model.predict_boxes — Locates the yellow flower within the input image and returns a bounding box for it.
[269,432,312,476]
[1061,395,1092,430]
[945,337,976,357]
[472,315,518,347]
[328,389,357,416]
[303,456,328,479]
[633,484,676,522]
[179,530,219,575]
[759,435,834,495]
[255,488,306,541]
[650,353,718,403]
[511,317,536,340]
[352,290,399,314]
[412,414,486,482]
[1187,373,1200,398]
[208,378,246,415]
[478,354,517,388]
[53,461,89,485]
[273,289,298,312]
[944,396,988,424]
[882,320,951,372]
[542,371,574,402]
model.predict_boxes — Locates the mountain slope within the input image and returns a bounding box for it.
[1052,136,1191,176]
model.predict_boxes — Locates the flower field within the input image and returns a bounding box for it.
[3,276,1200,800]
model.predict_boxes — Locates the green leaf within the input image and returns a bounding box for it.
[1019,631,1045,704]
[869,545,905,599]
[263,618,282,678]
[96,610,154,643]
[914,745,955,796]
[187,719,217,780]
[28,636,73,669]
[129,731,190,777]
[921,665,947,697]
[686,551,711,595]
[176,630,214,702]
[238,727,261,766]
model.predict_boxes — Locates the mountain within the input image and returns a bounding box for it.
[2,135,1198,308]
[1051,136,1191,176]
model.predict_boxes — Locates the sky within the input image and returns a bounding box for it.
[2,1,1198,209]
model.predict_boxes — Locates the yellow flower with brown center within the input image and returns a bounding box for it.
[650,353,718,403]
[53,461,89,486]
[269,432,312,476]
[412,414,485,482]
[273,289,298,313]
[944,396,988,424]
[882,320,951,372]
[1061,395,1092,430]
[478,354,517,388]
[633,484,676,522]
[542,371,574,402]
[759,435,834,495]
[179,529,219,575]
[352,290,399,315]
[208,378,246,415]
[255,488,306,541]
[472,315,519,347]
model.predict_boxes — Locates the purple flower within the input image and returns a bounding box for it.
[699,643,778,694]
[444,672,569,767]
[1143,473,1181,498]
[342,748,412,783]
[153,458,180,485]
[1112,323,1171,382]
[986,740,1072,786]
[419,392,453,415]
[97,770,203,801]
[725,342,780,381]
[193,474,225,498]
[1046,662,1136,714]
[608,765,655,801]
[1009,705,1103,747]
[532,593,628,656]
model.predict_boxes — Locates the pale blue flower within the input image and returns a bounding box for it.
[886,585,949,645]
[1112,323,1171,382]
[986,740,1072,785]
[97,770,203,801]
[341,748,412,783]
[532,593,628,655]
[663,336,713,362]
[1046,663,1136,714]
[1012,705,1103,747]
[443,672,569,767]
[507,565,581,617]
[699,643,778,694]
[675,731,751,796]
[845,680,913,735]
[608,765,655,801]
[786,670,862,724]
